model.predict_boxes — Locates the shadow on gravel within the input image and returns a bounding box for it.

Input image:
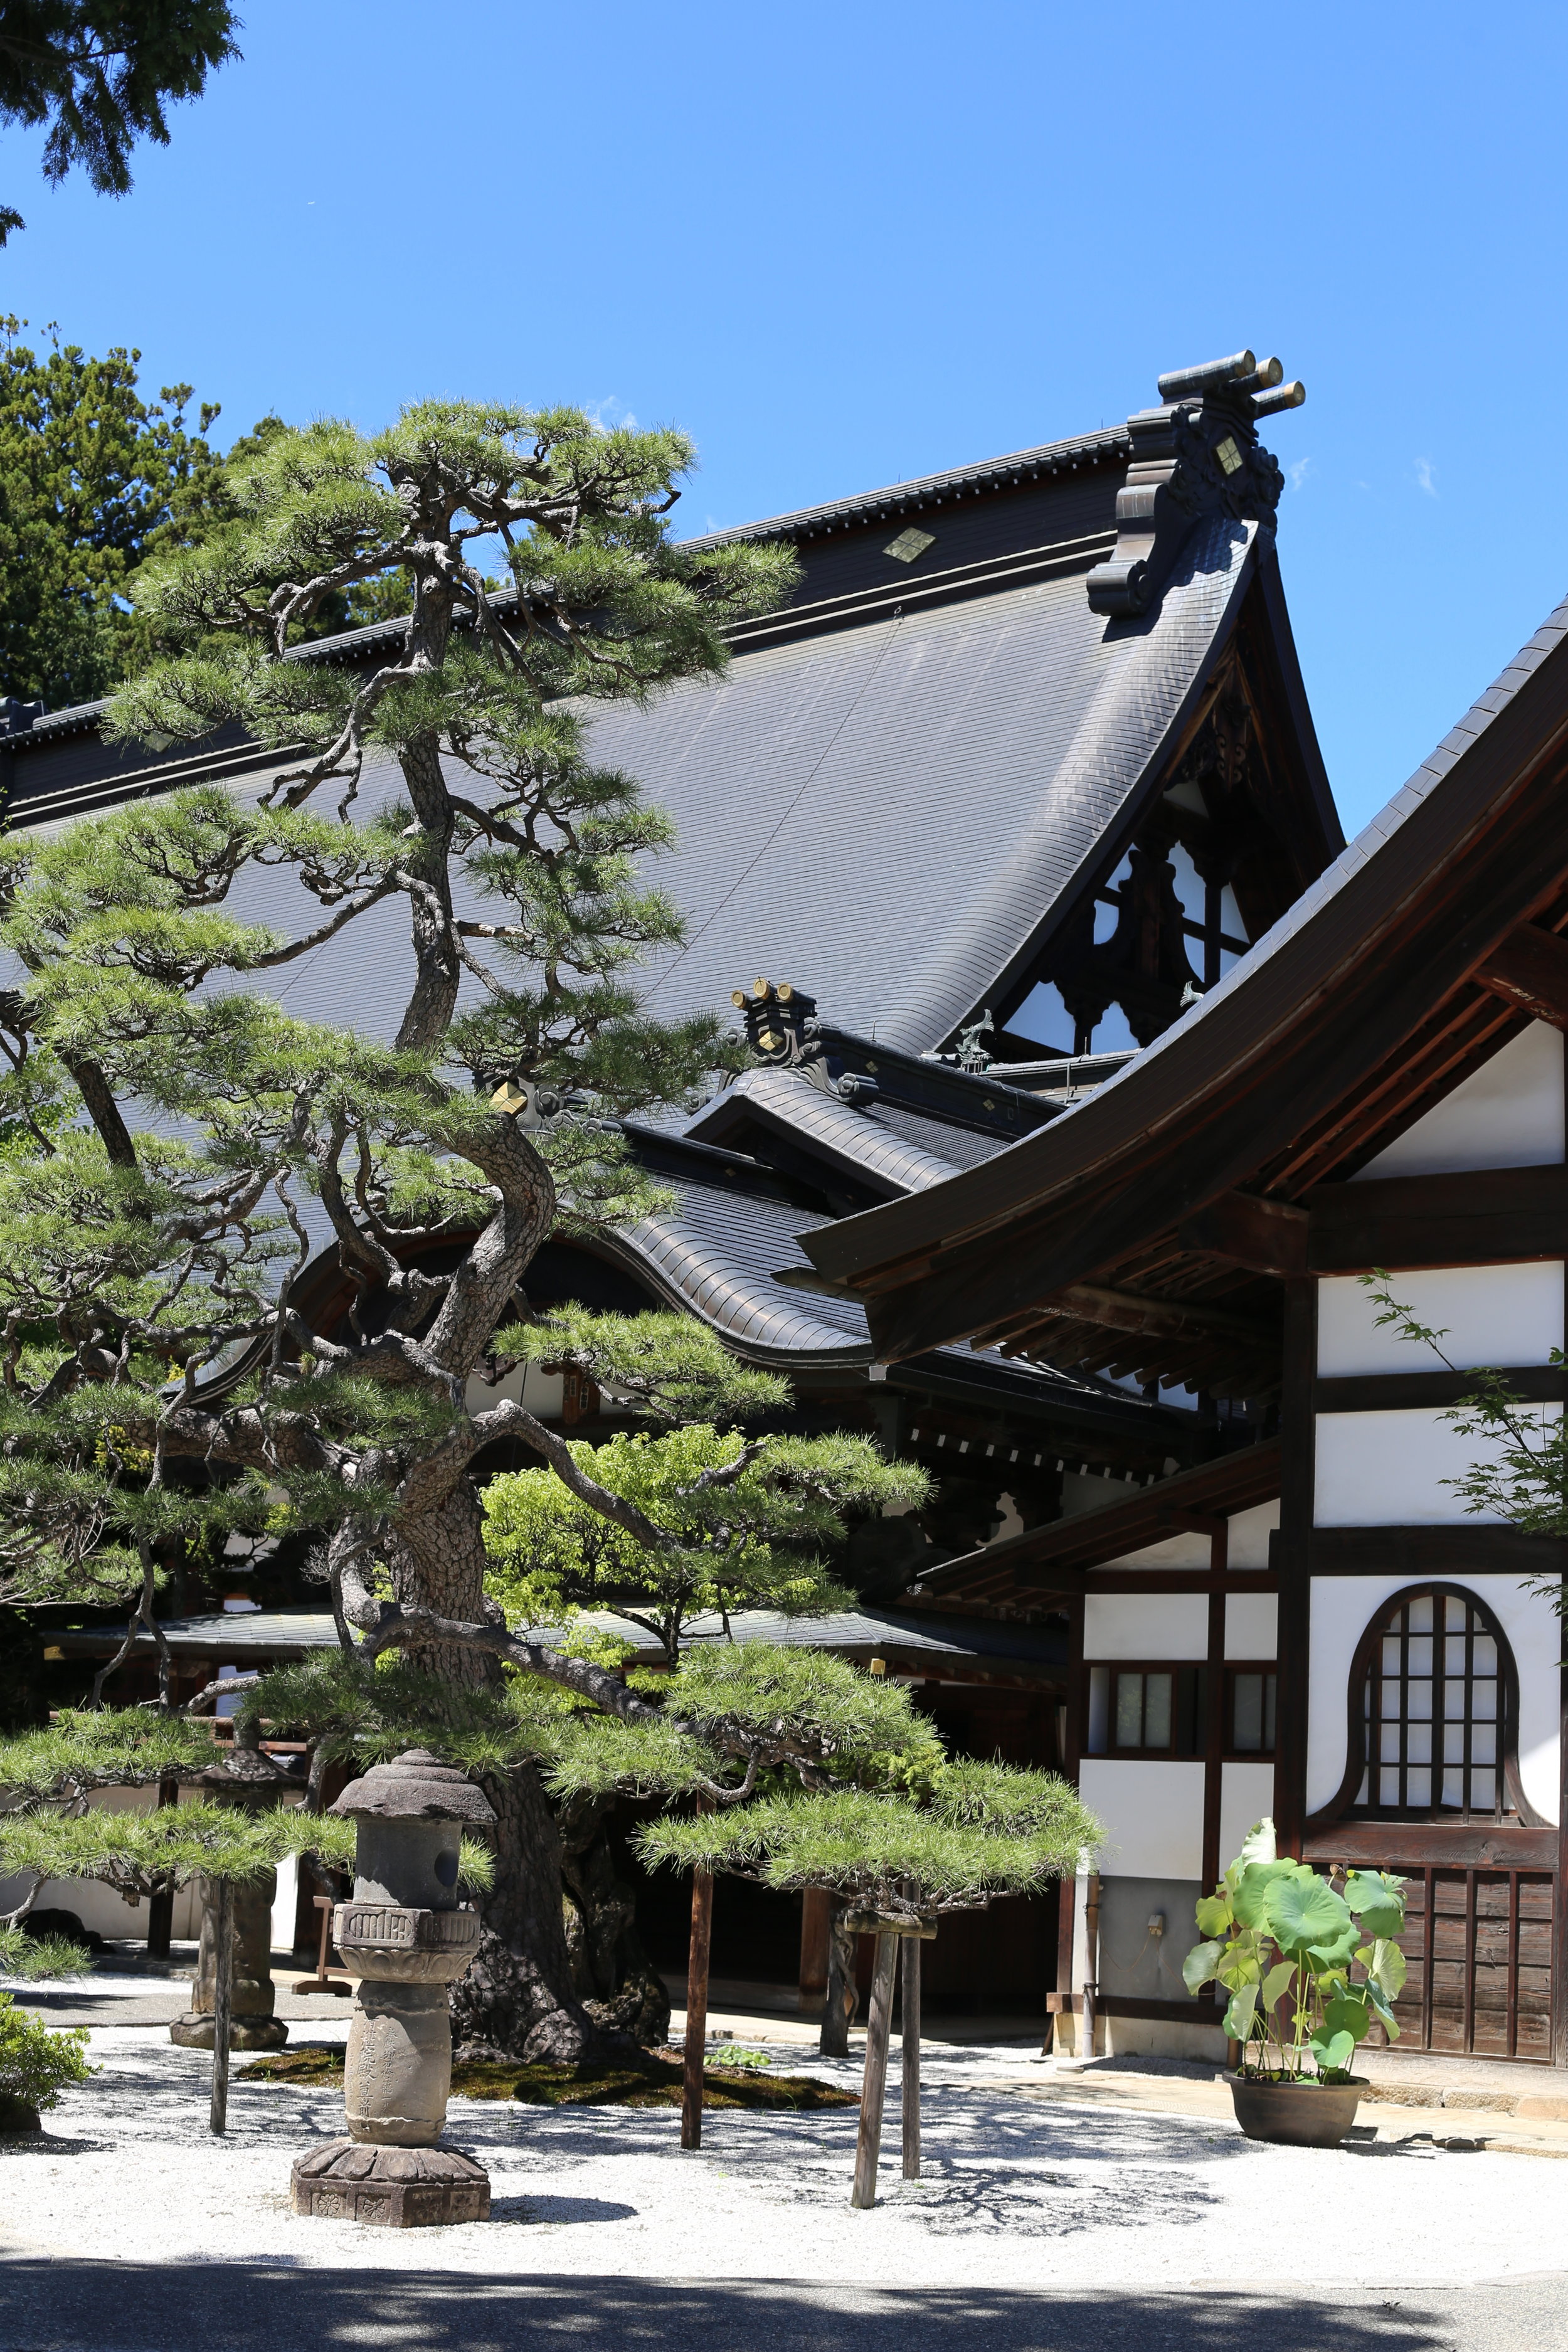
[0,2260,1559,2352]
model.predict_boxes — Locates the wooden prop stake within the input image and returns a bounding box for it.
[681,1867,714,2151]
[209,1878,233,2137]
[850,1929,899,2209]
[146,1774,176,1961]
[901,1932,921,2180]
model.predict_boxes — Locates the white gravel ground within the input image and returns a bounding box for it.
[4,2023,1567,2289]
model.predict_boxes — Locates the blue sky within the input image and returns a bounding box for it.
[1,2,1562,836]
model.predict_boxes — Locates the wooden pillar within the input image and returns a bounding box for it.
[1053,1592,1086,2058]
[1555,1599,1568,2067]
[1274,1277,1317,1858]
[901,1932,922,2180]
[209,1878,233,2137]
[798,1886,830,2010]
[1202,1519,1229,1897]
[681,1867,714,2151]
[851,1929,899,2209]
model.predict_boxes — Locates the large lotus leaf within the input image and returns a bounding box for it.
[1309,2026,1357,2078]
[1343,1870,1407,1939]
[1233,1860,1306,1931]
[1195,1892,1234,1938]
[1261,1959,1296,2013]
[1362,1974,1400,2038]
[1307,1921,1361,1973]
[1265,1872,1353,1957]
[1323,1993,1373,2046]
[1183,1937,1225,1995]
[1224,1817,1278,1890]
[1223,1983,1259,2044]
[1367,1937,1408,2001]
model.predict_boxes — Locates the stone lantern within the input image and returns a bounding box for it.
[290,1749,496,2228]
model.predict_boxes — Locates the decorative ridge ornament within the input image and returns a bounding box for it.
[1086,350,1306,619]
[731,976,821,1067]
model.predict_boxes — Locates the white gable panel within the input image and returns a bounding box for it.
[1317,1263,1564,1377]
[1353,1022,1564,1180]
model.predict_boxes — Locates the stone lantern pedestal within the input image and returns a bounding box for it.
[290,1750,495,2229]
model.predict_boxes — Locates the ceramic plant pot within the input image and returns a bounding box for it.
[1229,2074,1365,2148]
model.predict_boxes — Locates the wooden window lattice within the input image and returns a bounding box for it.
[1357,1589,1505,1822]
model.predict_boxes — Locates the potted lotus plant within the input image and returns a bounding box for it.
[1184,1819,1407,2148]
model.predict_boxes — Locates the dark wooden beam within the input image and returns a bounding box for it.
[1315,1365,1568,1413]
[1301,1524,1568,1577]
[1307,1163,1568,1274]
[1474,921,1568,1029]
[1035,1281,1279,1353]
[1303,1822,1556,1869]
[1178,1190,1308,1278]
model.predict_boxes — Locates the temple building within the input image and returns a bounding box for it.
[807,591,1568,2067]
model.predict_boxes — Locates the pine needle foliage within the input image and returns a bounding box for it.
[0,1799,356,1895]
[637,1781,1100,1927]
[482,1418,924,1657]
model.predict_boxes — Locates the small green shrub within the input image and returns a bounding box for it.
[709,2043,770,2070]
[0,1991,92,2111]
[0,1925,95,1981]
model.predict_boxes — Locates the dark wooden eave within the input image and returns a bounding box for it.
[911,1438,1281,1608]
[802,596,1568,1392]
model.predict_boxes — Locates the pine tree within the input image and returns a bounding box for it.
[0,402,1096,2060]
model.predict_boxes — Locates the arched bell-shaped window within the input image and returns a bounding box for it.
[1313,1582,1544,1830]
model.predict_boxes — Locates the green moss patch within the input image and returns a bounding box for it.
[238,2042,857,2111]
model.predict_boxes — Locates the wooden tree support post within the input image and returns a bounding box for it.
[901,1931,921,2181]
[209,1878,233,2137]
[850,1928,899,2209]
[146,1774,177,1962]
[681,1866,714,2152]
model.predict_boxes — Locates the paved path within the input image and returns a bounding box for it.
[1,2260,1564,2352]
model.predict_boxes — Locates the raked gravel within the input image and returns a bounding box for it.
[3,2021,1567,2289]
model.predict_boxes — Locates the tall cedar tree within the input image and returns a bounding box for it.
[0,3,240,243]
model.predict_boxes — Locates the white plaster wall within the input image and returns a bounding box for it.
[1313,1406,1557,1525]
[1318,1263,1564,1377]
[1079,1759,1205,1877]
[1225,1593,1278,1658]
[1227,1500,1280,1569]
[1353,1022,1564,1180]
[1306,1572,1561,1821]
[1219,1762,1278,1871]
[1083,1591,1208,1660]
[1094,1498,1278,1574]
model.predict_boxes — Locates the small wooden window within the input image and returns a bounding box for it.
[1226,1665,1277,1756]
[1087,1663,1205,1757]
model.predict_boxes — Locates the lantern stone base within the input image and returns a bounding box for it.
[169,2013,289,2050]
[290,2137,490,2227]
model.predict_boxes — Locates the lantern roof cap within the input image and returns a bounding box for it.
[328,1748,495,1826]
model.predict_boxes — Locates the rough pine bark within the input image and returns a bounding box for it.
[450,1759,622,2063]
